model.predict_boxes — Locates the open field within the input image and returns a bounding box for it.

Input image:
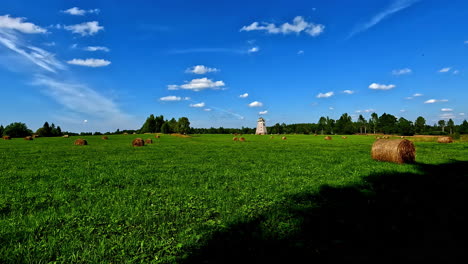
[1,134,468,263]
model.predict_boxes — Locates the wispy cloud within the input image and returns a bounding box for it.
[169,48,245,55]
[316,91,334,98]
[259,110,268,115]
[64,21,104,36]
[168,78,225,91]
[0,15,47,34]
[392,68,412,75]
[297,50,304,55]
[160,96,183,101]
[67,58,111,67]
[356,109,375,113]
[241,16,325,37]
[62,7,100,16]
[438,67,451,73]
[349,0,420,38]
[84,46,110,52]
[424,99,448,104]
[0,29,64,72]
[343,90,354,94]
[185,65,219,74]
[369,83,396,90]
[190,102,205,108]
[248,46,259,53]
[413,93,423,97]
[441,108,453,112]
[239,93,249,98]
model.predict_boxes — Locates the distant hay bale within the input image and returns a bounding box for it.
[123,132,128,135]
[239,137,246,142]
[282,136,287,140]
[155,135,160,138]
[63,135,69,138]
[24,136,33,140]
[32,134,39,138]
[376,137,381,139]
[314,134,317,136]
[270,136,274,139]
[324,136,332,140]
[400,136,405,139]
[102,136,108,140]
[133,132,137,135]
[233,137,238,141]
[3,136,11,140]
[145,138,153,144]
[371,139,415,164]
[74,139,87,146]
[341,136,347,139]
[437,136,453,143]
[132,138,144,147]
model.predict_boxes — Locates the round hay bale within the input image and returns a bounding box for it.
[324,136,332,140]
[62,135,69,138]
[123,132,128,135]
[132,138,144,147]
[3,136,11,140]
[233,137,238,141]
[133,132,137,135]
[102,136,108,140]
[145,138,153,144]
[341,136,347,139]
[371,139,415,164]
[400,136,405,139]
[376,137,381,139]
[437,136,453,143]
[24,136,33,140]
[74,139,87,146]
[314,134,318,136]
[239,137,246,142]
[282,136,287,140]
[155,135,160,138]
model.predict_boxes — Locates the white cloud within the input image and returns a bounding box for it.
[0,30,64,72]
[316,91,334,98]
[64,21,104,36]
[259,110,268,115]
[44,42,56,47]
[392,68,412,75]
[405,97,413,100]
[248,101,263,107]
[343,90,354,94]
[169,77,225,91]
[459,113,465,116]
[438,67,451,73]
[453,70,460,75]
[369,83,395,90]
[240,16,325,37]
[400,109,406,112]
[85,46,110,52]
[67,58,111,67]
[186,65,219,74]
[239,93,249,98]
[465,41,468,44]
[62,7,100,16]
[0,15,47,34]
[424,99,448,104]
[160,96,181,101]
[190,102,205,108]
[349,0,420,38]
[441,108,453,112]
[329,107,334,110]
[248,46,259,53]
[83,119,88,123]
[297,50,304,55]
[203,108,212,112]
[356,109,375,113]
[413,93,423,97]
[439,113,456,120]
[183,97,191,100]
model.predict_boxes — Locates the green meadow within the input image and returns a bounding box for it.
[1,134,468,263]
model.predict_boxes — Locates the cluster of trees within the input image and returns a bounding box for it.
[0,123,33,138]
[36,122,63,137]
[138,115,191,134]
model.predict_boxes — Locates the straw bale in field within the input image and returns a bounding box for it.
[270,136,274,139]
[145,138,153,144]
[32,135,39,138]
[341,136,347,139]
[239,137,246,142]
[3,136,11,140]
[400,136,405,139]
[102,136,108,140]
[371,139,415,164]
[233,137,238,141]
[155,135,160,138]
[74,139,87,145]
[376,137,381,139]
[123,132,128,135]
[324,136,332,140]
[437,136,453,143]
[282,136,287,140]
[132,138,144,147]
[24,136,33,140]
[63,135,69,138]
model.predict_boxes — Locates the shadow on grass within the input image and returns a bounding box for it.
[183,161,468,263]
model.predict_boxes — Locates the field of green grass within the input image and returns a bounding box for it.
[1,134,467,263]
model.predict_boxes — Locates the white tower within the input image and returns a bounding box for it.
[256,117,267,135]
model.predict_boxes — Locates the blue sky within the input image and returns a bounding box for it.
[0,0,467,132]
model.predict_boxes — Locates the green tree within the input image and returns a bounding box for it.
[378,113,397,134]
[370,112,378,134]
[335,113,354,134]
[155,115,165,133]
[318,117,327,135]
[415,116,426,134]
[0,125,4,136]
[161,122,170,134]
[357,114,366,134]
[438,120,446,133]
[459,120,468,134]
[177,117,190,134]
[168,118,178,133]
[36,121,52,137]
[140,114,156,133]
[397,117,415,136]
[4,122,32,138]
[447,119,455,134]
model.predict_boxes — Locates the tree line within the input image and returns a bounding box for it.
[1,112,468,138]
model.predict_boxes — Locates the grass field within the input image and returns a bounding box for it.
[1,134,468,263]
